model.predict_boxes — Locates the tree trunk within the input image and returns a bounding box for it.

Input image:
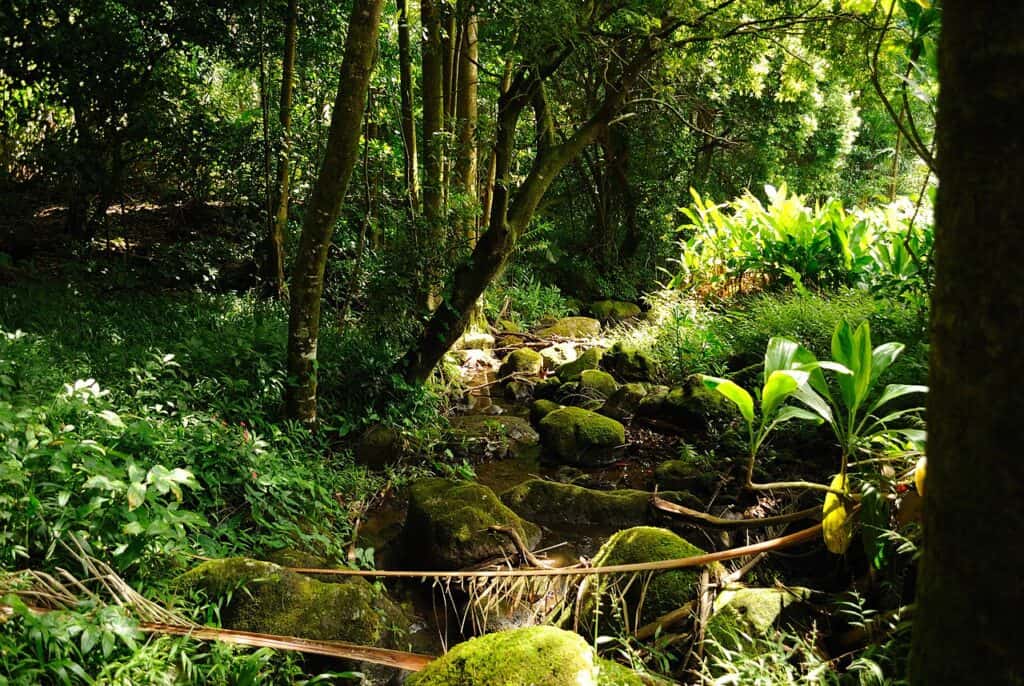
[909,3,1024,684]
[264,0,299,299]
[397,0,419,216]
[285,0,384,423]
[420,0,446,309]
[454,7,478,246]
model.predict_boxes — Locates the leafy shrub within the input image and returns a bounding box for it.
[483,275,573,329]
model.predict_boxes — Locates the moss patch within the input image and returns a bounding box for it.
[580,369,618,398]
[408,626,597,686]
[596,659,648,686]
[402,478,542,569]
[600,383,648,421]
[499,348,544,377]
[531,399,564,425]
[538,407,625,466]
[500,479,702,529]
[638,376,736,433]
[538,316,602,339]
[601,342,656,382]
[589,300,642,322]
[706,586,812,646]
[556,347,605,382]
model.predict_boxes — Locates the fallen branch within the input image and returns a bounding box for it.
[652,495,820,529]
[285,522,823,579]
[488,525,556,568]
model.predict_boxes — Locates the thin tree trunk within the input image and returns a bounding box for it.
[285,0,384,423]
[455,6,478,246]
[479,61,512,235]
[397,0,419,216]
[420,0,446,309]
[258,0,273,259]
[264,0,299,299]
[909,2,1024,683]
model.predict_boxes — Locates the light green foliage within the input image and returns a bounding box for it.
[407,626,597,686]
[483,277,574,331]
[673,186,933,297]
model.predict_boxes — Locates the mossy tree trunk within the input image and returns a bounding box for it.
[284,0,384,423]
[264,0,299,299]
[909,2,1024,683]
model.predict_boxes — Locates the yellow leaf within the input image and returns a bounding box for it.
[915,457,926,496]
[822,474,853,554]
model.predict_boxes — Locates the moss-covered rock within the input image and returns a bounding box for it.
[448,415,540,460]
[638,375,736,433]
[534,376,563,400]
[501,479,702,529]
[402,478,542,569]
[601,343,656,382]
[600,383,648,421]
[531,399,564,425]
[653,459,717,495]
[355,424,408,470]
[175,558,406,648]
[538,316,602,339]
[580,369,618,399]
[498,348,544,378]
[556,347,605,382]
[539,342,579,370]
[589,300,642,322]
[456,331,496,350]
[539,407,626,466]
[581,527,707,634]
[407,626,597,686]
[704,586,812,658]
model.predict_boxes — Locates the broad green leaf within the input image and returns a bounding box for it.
[764,337,801,382]
[126,482,147,511]
[868,384,928,415]
[852,322,874,408]
[832,322,858,410]
[870,342,905,384]
[762,370,806,419]
[792,384,835,425]
[703,376,754,424]
[773,405,824,426]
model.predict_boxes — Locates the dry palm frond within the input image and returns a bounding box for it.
[0,536,435,673]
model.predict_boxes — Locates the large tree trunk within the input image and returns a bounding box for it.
[909,3,1024,684]
[285,0,384,423]
[397,0,419,216]
[264,0,299,299]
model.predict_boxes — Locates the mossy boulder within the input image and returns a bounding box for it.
[501,479,703,529]
[601,343,656,382]
[539,407,626,466]
[534,376,563,400]
[556,347,604,382]
[589,300,642,322]
[654,459,717,495]
[580,369,618,398]
[538,316,602,339]
[498,348,544,378]
[638,375,736,433]
[401,478,541,569]
[600,383,648,421]
[539,342,579,370]
[581,527,707,634]
[407,626,597,686]
[355,424,408,469]
[456,331,496,350]
[448,415,540,460]
[704,586,812,659]
[531,399,564,425]
[175,558,406,648]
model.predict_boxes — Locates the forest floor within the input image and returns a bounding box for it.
[0,198,925,684]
